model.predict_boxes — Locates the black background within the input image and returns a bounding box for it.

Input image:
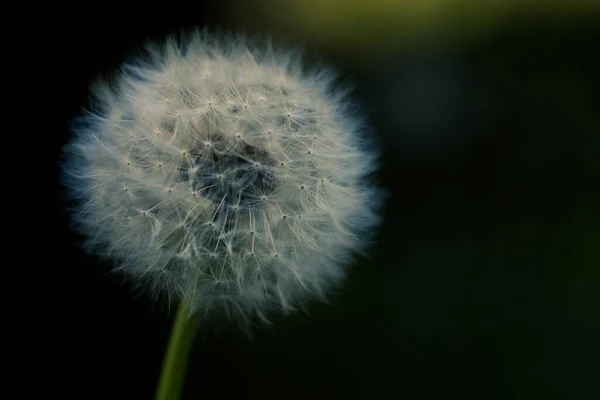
[46,2,599,399]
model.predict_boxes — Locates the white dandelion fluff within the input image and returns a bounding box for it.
[62,29,384,326]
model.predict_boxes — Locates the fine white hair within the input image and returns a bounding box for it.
[62,29,384,327]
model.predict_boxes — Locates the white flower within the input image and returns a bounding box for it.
[62,29,384,327]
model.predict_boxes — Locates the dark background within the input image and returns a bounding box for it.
[48,1,599,399]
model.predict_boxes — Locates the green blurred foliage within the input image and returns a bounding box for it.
[234,0,600,58]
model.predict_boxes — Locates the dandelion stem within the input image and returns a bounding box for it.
[155,301,199,400]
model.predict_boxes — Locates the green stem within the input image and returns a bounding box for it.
[155,301,199,400]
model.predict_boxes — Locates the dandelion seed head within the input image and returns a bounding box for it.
[61,29,384,329]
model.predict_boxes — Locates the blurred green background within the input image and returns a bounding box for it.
[53,1,599,399]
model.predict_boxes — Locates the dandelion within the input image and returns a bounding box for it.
[62,29,383,328]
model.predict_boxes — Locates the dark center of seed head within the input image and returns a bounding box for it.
[180,134,278,211]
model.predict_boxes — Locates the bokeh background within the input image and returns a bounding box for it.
[53,1,600,398]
